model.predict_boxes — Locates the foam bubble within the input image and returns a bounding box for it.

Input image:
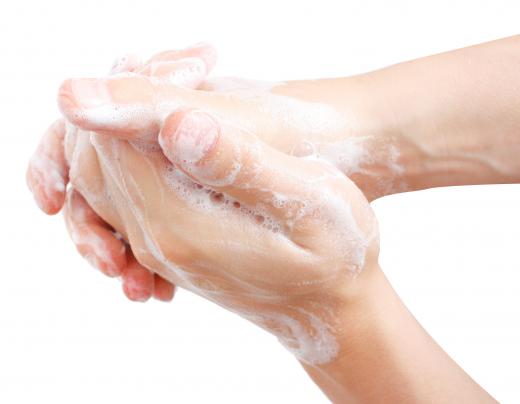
[162,165,284,234]
[243,309,339,365]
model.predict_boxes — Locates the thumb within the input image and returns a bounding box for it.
[157,110,351,231]
[158,110,379,273]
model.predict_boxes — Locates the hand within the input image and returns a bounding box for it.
[34,34,520,304]
[74,107,379,365]
[28,38,511,402]
[29,45,396,302]
[30,51,380,360]
[27,43,218,301]
[35,109,493,404]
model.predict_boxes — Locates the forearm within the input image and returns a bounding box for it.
[345,35,520,198]
[276,36,520,200]
[302,267,495,403]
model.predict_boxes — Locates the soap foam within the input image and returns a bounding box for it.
[293,136,407,196]
[242,308,339,365]
[31,153,66,194]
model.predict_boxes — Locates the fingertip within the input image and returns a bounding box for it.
[65,189,127,277]
[153,274,176,302]
[57,78,112,126]
[57,79,82,126]
[98,240,127,278]
[41,193,66,215]
[121,258,154,302]
[58,77,123,127]
[27,173,66,215]
[73,227,127,278]
[27,119,68,215]
[58,76,159,139]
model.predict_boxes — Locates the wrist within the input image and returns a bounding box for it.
[253,260,381,368]
[292,40,520,199]
[297,264,400,402]
[273,76,409,200]
[299,264,495,403]
[326,74,412,200]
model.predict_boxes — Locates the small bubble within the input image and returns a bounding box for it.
[211,192,224,203]
[291,141,316,157]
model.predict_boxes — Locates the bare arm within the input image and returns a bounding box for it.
[292,35,520,199]
[303,267,495,403]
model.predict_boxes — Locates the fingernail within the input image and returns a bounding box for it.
[69,78,112,109]
[163,111,219,166]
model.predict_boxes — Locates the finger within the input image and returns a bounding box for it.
[58,43,217,136]
[65,184,170,301]
[59,60,216,141]
[139,42,217,88]
[145,42,217,73]
[158,110,333,225]
[57,74,159,139]
[57,44,218,139]
[109,53,142,75]
[139,57,208,89]
[121,253,154,302]
[57,72,222,141]
[153,274,176,302]
[64,188,127,277]
[27,119,69,214]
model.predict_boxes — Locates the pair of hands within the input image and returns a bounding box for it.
[28,43,386,365]
[28,37,519,402]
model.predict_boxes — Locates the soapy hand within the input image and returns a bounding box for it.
[29,44,397,303]
[28,40,380,361]
[27,43,218,301]
[69,106,379,364]
[26,37,515,402]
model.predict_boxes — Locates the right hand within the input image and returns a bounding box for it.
[28,44,394,302]
[65,105,381,365]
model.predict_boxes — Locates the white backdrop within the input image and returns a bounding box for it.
[1,1,519,402]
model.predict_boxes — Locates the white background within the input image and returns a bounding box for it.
[1,1,519,402]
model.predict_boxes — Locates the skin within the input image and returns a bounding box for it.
[33,36,520,304]
[28,42,219,301]
[30,110,493,403]
[27,36,520,401]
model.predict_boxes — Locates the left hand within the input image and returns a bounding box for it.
[27,42,218,301]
